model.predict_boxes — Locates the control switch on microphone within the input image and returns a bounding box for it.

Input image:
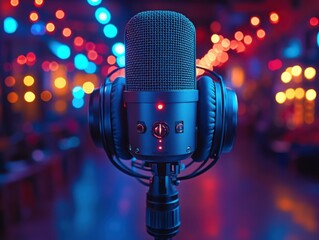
[152,122,169,139]
[175,121,184,133]
[137,121,146,134]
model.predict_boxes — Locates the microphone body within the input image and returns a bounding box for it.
[124,11,198,162]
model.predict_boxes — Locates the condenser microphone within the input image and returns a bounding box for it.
[124,10,198,162]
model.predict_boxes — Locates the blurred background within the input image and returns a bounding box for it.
[0,0,318,239]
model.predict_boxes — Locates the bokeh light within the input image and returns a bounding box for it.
[234,31,244,41]
[4,17,18,34]
[304,67,316,80]
[243,35,252,45]
[281,71,292,83]
[23,75,35,86]
[95,7,111,24]
[54,77,67,89]
[30,12,39,22]
[49,41,71,59]
[10,0,19,7]
[291,65,302,77]
[256,29,266,39]
[103,24,117,38]
[285,88,295,100]
[55,10,65,19]
[270,12,279,24]
[82,82,95,94]
[31,21,46,35]
[295,88,305,99]
[40,90,52,102]
[275,92,286,104]
[250,16,260,26]
[112,42,125,56]
[7,92,19,104]
[87,0,102,6]
[305,89,317,101]
[46,22,55,33]
[24,91,36,103]
[62,28,72,37]
[211,34,220,44]
[309,17,319,27]
[34,0,44,7]
[72,86,85,99]
[5,76,16,87]
[74,54,89,70]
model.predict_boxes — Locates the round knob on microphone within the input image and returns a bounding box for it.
[152,122,169,139]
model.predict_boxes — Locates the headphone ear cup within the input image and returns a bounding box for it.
[192,76,217,162]
[88,88,104,147]
[110,77,132,159]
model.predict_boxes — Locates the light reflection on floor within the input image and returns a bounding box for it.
[6,128,319,240]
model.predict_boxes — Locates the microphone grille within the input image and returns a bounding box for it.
[125,11,196,91]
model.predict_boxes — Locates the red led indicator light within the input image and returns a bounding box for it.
[157,103,164,110]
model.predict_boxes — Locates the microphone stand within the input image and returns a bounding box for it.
[146,163,181,240]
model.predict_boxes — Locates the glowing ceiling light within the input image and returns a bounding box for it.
[95,7,111,24]
[4,17,18,34]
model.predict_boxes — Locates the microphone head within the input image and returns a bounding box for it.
[125,10,196,91]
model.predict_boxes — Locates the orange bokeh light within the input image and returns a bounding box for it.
[256,29,266,39]
[29,12,39,22]
[234,31,244,41]
[250,16,260,26]
[243,35,253,45]
[62,28,72,37]
[46,22,55,32]
[55,10,65,19]
[270,12,279,24]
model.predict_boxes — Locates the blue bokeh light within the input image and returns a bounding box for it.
[49,41,71,60]
[112,42,125,56]
[87,0,102,6]
[3,17,18,34]
[72,98,85,109]
[85,62,97,74]
[31,22,46,35]
[72,86,85,99]
[74,54,89,70]
[282,38,302,59]
[95,7,111,24]
[117,55,125,67]
[103,24,117,38]
[317,32,319,47]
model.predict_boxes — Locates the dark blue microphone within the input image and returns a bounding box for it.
[124,11,198,162]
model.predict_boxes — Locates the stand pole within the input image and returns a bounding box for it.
[146,163,181,240]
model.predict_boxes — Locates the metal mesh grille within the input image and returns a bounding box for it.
[125,10,196,91]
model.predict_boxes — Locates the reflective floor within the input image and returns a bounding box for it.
[5,128,319,240]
